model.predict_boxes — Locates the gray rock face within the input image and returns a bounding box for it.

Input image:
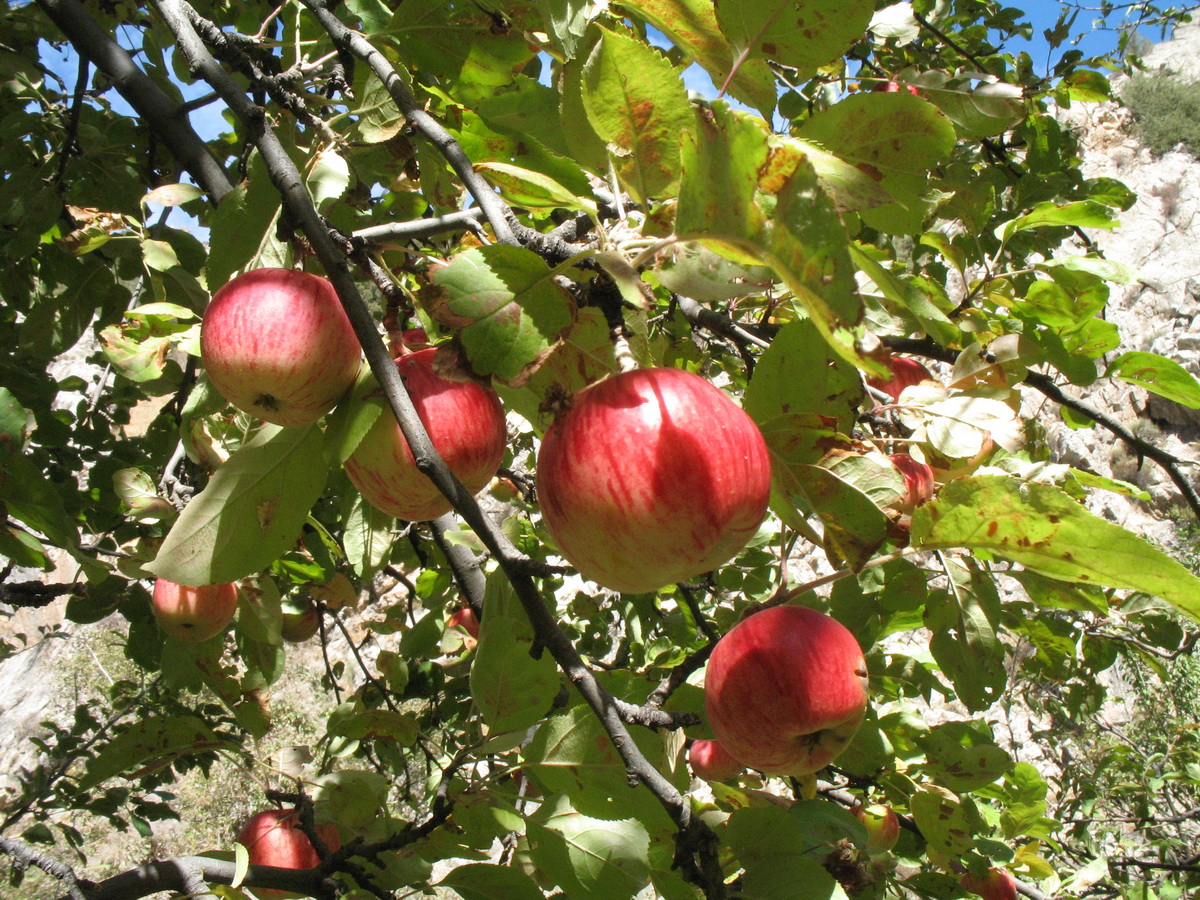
[1044,24,1200,544]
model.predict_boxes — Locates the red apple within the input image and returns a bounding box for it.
[201,268,361,427]
[236,808,341,900]
[888,453,935,511]
[960,867,1018,900]
[447,606,480,639]
[688,738,744,782]
[535,368,771,594]
[280,602,321,643]
[705,605,868,776]
[867,356,934,402]
[855,802,901,853]
[151,578,239,642]
[345,348,507,521]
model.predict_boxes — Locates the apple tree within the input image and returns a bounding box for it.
[3,1,1200,898]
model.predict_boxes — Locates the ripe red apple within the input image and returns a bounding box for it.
[345,348,507,521]
[280,602,321,643]
[535,367,771,594]
[201,268,361,427]
[855,802,901,853]
[688,738,744,782]
[867,356,934,402]
[705,605,868,776]
[888,453,935,512]
[960,867,1018,900]
[151,578,239,642]
[447,606,480,639]
[236,808,341,900]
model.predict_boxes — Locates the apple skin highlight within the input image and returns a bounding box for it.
[536,368,771,594]
[705,605,868,776]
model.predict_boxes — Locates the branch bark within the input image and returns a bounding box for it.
[36,0,235,203]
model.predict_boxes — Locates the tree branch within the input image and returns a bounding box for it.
[299,0,518,246]
[36,0,235,203]
[0,836,90,900]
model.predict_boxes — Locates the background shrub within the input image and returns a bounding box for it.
[1122,70,1200,156]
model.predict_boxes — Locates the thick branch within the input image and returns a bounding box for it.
[0,836,89,900]
[35,0,234,203]
[59,856,336,900]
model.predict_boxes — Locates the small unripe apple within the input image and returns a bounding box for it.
[688,738,744,782]
[235,808,341,900]
[705,605,868,776]
[868,356,934,402]
[854,802,901,853]
[345,348,507,522]
[201,268,361,427]
[960,867,1018,900]
[280,602,321,643]
[151,578,239,642]
[536,367,771,594]
[888,453,935,511]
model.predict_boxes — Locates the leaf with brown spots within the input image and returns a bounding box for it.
[580,26,694,205]
[714,0,874,78]
[913,475,1200,623]
[619,0,777,117]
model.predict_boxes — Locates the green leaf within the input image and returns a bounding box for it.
[653,243,775,301]
[798,461,894,570]
[79,715,239,791]
[207,154,283,291]
[912,475,1200,622]
[421,245,577,384]
[475,161,596,212]
[327,707,419,745]
[724,805,848,900]
[308,148,350,209]
[618,0,777,117]
[343,493,395,581]
[1106,351,1200,409]
[745,319,861,435]
[580,27,694,205]
[146,424,329,585]
[919,722,1014,792]
[140,238,181,272]
[471,576,561,734]
[850,244,958,347]
[678,102,868,367]
[536,796,652,897]
[796,93,957,176]
[437,863,544,900]
[996,200,1119,242]
[715,0,874,78]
